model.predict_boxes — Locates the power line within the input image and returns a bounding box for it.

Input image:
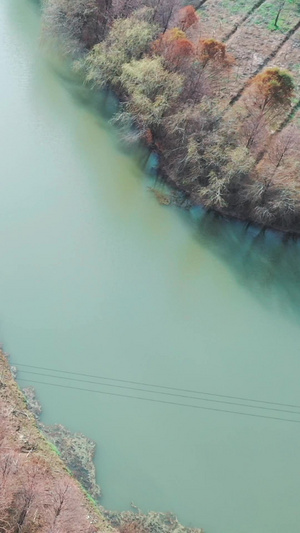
[17,369,300,416]
[15,363,300,409]
[18,378,300,424]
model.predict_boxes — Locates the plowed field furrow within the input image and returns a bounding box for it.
[195,0,209,8]
[197,0,268,41]
[268,28,300,96]
[278,100,300,131]
[228,19,300,106]
[223,0,268,41]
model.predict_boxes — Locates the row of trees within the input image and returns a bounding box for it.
[42,0,300,232]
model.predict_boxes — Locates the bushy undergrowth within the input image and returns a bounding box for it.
[101,505,204,533]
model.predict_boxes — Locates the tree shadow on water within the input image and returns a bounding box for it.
[51,65,300,321]
[185,208,300,321]
[37,47,300,321]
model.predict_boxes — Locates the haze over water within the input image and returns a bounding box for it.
[1,2,300,532]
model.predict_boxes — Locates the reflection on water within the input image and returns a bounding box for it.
[3,3,300,533]
[9,0,300,326]
[184,209,300,319]
[53,61,300,321]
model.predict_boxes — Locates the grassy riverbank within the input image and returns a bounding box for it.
[41,0,300,235]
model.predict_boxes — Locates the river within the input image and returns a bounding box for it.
[1,1,300,532]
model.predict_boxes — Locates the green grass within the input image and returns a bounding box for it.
[81,487,101,510]
[251,0,300,32]
[199,0,261,18]
[222,0,260,15]
[47,441,61,456]
[198,0,300,32]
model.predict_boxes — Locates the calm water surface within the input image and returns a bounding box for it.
[1,2,300,532]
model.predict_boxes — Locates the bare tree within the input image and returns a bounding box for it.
[237,68,295,154]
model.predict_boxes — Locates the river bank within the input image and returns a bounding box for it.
[21,384,102,499]
[0,349,112,532]
[1,349,204,533]
[3,1,300,531]
[41,0,300,236]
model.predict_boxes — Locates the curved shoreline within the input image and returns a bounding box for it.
[1,349,204,533]
[0,349,112,532]
[40,0,300,238]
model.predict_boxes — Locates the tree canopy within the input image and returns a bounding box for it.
[82,9,159,88]
[120,57,183,128]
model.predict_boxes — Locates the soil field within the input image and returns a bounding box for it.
[196,0,300,108]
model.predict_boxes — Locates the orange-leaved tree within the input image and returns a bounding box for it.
[182,38,234,102]
[152,28,195,69]
[239,67,294,151]
[198,38,233,67]
[249,67,294,107]
[177,5,199,31]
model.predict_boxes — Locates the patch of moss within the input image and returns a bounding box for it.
[48,441,61,456]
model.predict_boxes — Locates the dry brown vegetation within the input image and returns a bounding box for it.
[0,349,205,533]
[196,0,300,104]
[0,349,113,533]
[101,506,204,533]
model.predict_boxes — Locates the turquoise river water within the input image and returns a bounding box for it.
[1,1,300,532]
